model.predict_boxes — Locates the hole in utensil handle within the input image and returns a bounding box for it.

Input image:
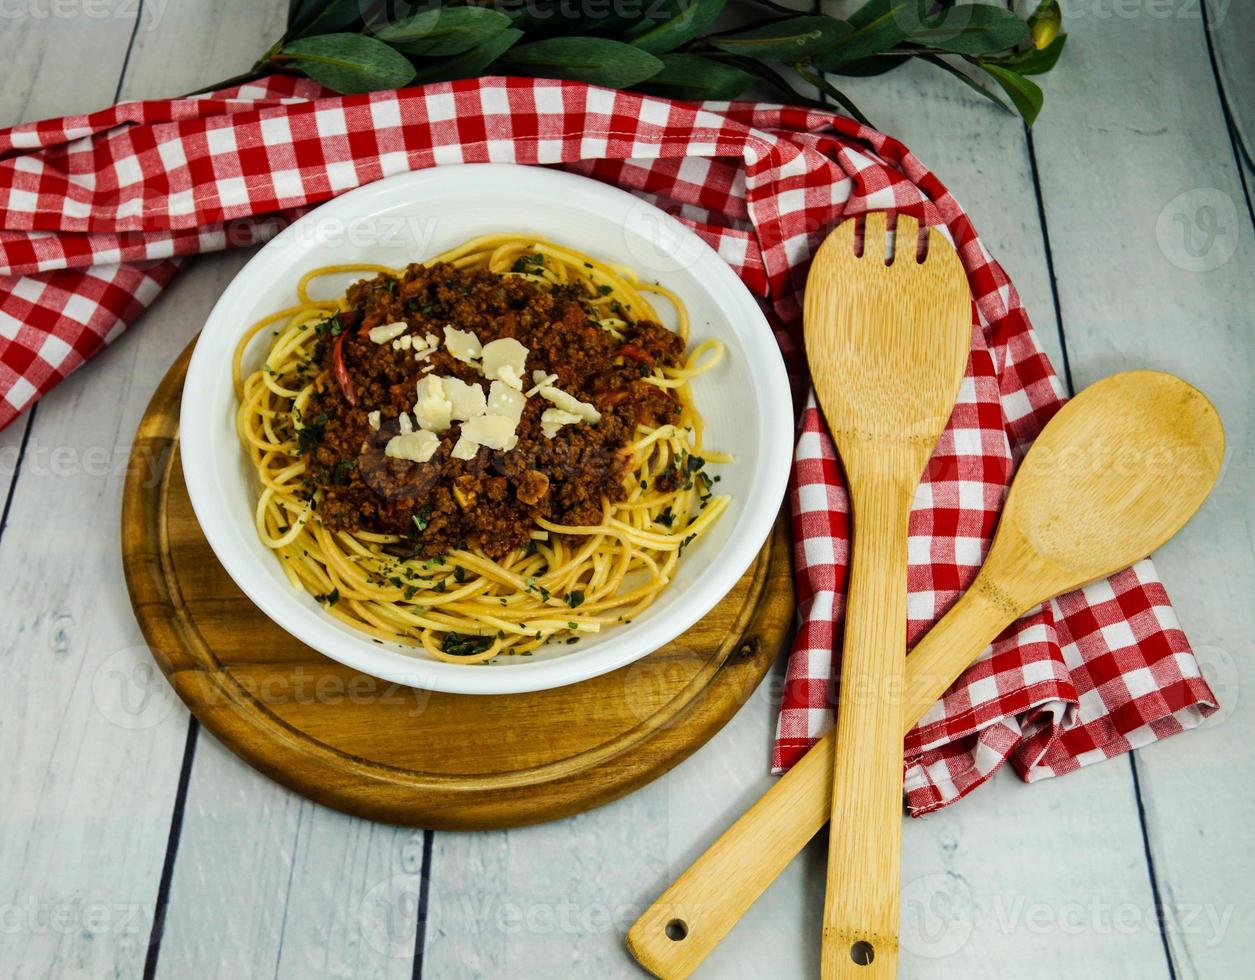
[850,940,875,965]
[665,919,688,942]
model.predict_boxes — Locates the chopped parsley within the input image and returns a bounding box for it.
[655,507,674,529]
[313,588,340,606]
[331,459,357,484]
[296,411,329,454]
[411,506,433,534]
[597,284,613,296]
[565,590,585,609]
[511,252,545,273]
[441,633,494,657]
[314,315,343,338]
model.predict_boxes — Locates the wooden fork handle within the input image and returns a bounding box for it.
[820,472,912,979]
[626,574,1018,979]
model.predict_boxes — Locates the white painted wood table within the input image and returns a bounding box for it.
[1,3,1251,978]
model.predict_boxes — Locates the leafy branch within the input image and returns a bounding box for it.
[196,0,1066,127]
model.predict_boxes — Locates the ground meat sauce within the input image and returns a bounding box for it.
[299,261,685,560]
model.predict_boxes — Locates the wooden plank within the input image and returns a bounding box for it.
[0,420,29,524]
[113,0,288,100]
[1029,8,1255,979]
[0,255,195,973]
[421,675,834,979]
[0,0,142,539]
[0,1,137,121]
[0,10,184,980]
[103,3,422,977]
[151,732,425,980]
[1204,0,1255,174]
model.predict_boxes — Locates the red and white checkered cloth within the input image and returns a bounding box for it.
[0,75,1217,813]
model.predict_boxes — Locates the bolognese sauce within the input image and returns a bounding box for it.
[297,261,686,560]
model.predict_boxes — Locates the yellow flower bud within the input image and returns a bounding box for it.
[1031,0,1063,50]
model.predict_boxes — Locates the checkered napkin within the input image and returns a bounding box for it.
[0,75,1217,812]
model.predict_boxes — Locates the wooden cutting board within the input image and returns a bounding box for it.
[121,342,795,829]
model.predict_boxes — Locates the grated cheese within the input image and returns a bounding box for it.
[384,429,439,463]
[368,321,408,344]
[541,408,584,439]
[463,414,518,450]
[526,371,559,396]
[443,325,482,365]
[413,377,453,433]
[443,377,488,421]
[481,338,529,389]
[537,385,601,424]
[487,380,525,424]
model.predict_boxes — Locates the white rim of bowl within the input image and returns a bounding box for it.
[182,163,794,695]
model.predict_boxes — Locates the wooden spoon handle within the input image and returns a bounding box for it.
[626,574,1017,980]
[820,474,912,979]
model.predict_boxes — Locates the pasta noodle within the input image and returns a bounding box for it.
[233,235,730,664]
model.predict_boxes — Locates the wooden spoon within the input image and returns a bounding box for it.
[626,370,1224,979]
[804,212,974,979]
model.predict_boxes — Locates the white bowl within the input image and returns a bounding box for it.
[182,163,792,695]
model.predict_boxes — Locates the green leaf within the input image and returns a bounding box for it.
[289,0,366,39]
[921,54,1012,114]
[813,5,909,67]
[640,53,754,100]
[287,0,319,33]
[631,0,726,55]
[907,5,1030,56]
[709,15,853,61]
[376,7,512,58]
[498,37,665,88]
[980,63,1044,126]
[991,32,1066,75]
[508,5,649,39]
[373,8,440,43]
[846,0,894,30]
[824,53,908,77]
[411,27,525,84]
[280,33,418,94]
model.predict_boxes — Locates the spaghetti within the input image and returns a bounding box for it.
[234,235,730,664]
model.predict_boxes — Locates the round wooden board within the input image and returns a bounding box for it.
[122,343,794,830]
